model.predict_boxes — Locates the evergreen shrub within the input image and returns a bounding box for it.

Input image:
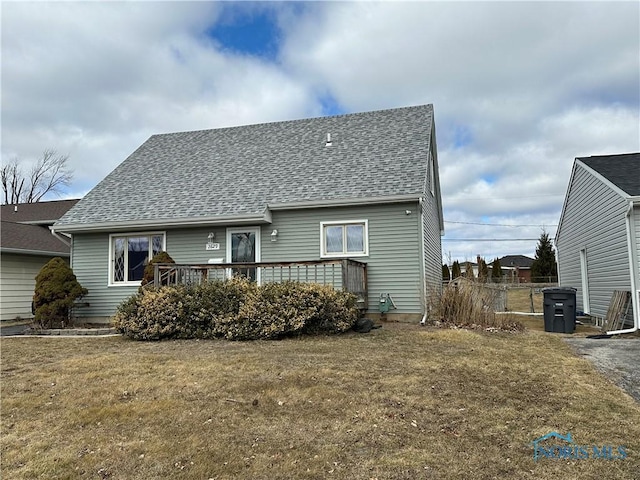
[140,251,176,288]
[33,257,88,328]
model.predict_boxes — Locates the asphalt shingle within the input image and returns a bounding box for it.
[1,221,70,255]
[56,105,434,227]
[1,199,79,224]
[579,153,640,196]
[0,200,77,254]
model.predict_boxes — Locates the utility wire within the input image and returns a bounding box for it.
[445,220,558,227]
[443,238,539,242]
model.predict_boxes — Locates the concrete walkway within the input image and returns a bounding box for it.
[564,336,640,403]
[1,323,117,337]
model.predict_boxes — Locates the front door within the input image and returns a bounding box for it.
[227,227,260,282]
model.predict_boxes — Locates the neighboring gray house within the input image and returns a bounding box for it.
[555,153,640,334]
[54,105,444,323]
[0,199,79,321]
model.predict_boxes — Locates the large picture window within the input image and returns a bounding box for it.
[320,221,368,258]
[109,233,165,285]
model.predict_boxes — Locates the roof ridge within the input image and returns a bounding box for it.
[577,152,639,160]
[151,104,433,138]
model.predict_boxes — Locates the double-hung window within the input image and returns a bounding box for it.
[109,232,165,285]
[320,220,368,258]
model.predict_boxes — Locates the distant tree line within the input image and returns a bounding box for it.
[442,232,557,284]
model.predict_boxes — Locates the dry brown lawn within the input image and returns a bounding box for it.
[2,324,639,479]
[506,287,544,313]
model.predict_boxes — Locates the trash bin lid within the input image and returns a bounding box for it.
[542,287,577,293]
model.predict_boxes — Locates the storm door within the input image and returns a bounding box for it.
[226,227,261,282]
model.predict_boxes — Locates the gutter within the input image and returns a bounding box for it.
[53,213,272,234]
[606,198,640,335]
[0,247,70,257]
[268,194,422,210]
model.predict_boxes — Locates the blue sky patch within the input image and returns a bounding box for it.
[481,174,497,185]
[452,124,474,149]
[206,4,281,60]
[319,94,345,117]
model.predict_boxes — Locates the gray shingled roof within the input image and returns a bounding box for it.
[1,221,70,255]
[498,255,534,268]
[56,105,434,229]
[0,200,77,254]
[579,153,640,196]
[1,199,79,224]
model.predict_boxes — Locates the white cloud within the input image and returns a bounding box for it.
[1,2,318,194]
[2,1,638,262]
[277,1,638,260]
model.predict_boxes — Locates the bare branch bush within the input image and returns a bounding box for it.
[425,279,524,332]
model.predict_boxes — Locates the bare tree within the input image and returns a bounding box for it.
[2,149,72,204]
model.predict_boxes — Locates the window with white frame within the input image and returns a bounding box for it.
[320,221,368,257]
[109,233,165,285]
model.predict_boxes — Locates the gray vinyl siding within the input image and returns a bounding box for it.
[556,164,631,318]
[71,233,136,317]
[422,139,443,294]
[263,202,423,314]
[71,202,428,317]
[71,228,229,318]
[0,253,60,321]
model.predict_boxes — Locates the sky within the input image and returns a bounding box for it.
[2,1,639,263]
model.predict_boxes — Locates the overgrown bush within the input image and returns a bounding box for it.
[113,277,359,341]
[140,251,176,288]
[426,280,524,332]
[33,257,88,328]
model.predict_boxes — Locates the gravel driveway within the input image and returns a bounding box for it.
[564,337,640,403]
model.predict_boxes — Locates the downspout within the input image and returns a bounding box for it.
[606,199,639,335]
[418,197,428,325]
[49,226,71,247]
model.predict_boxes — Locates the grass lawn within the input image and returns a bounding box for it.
[2,324,639,479]
[506,287,544,313]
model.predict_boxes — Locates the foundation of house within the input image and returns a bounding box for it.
[366,312,423,323]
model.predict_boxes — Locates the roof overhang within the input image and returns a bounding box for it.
[0,247,70,257]
[53,211,273,234]
[267,194,422,211]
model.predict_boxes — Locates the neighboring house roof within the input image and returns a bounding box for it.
[55,105,440,232]
[1,221,71,256]
[1,199,79,225]
[1,200,78,255]
[578,153,640,196]
[498,255,534,268]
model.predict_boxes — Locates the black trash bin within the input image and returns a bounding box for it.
[542,287,577,333]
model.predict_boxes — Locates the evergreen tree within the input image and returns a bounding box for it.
[464,261,475,279]
[478,257,489,282]
[442,264,451,282]
[491,257,502,283]
[451,260,462,279]
[531,232,558,282]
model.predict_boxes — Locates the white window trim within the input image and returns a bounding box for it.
[108,232,166,287]
[320,220,369,258]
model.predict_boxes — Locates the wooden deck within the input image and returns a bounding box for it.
[153,259,368,310]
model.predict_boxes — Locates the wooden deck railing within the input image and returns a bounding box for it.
[153,259,368,310]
